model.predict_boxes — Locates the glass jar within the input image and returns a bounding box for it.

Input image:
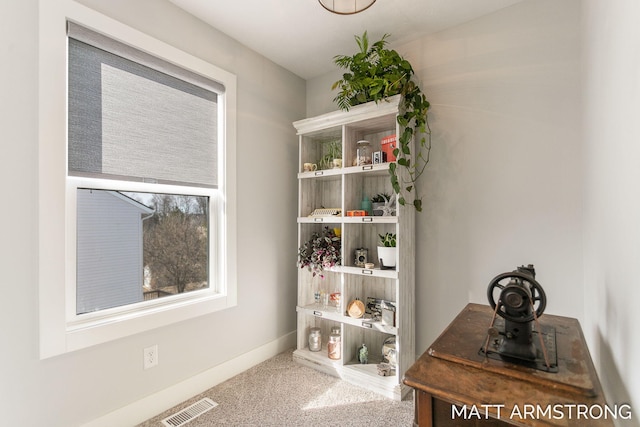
[308,327,322,352]
[330,290,341,313]
[356,140,372,166]
[327,333,341,360]
[382,336,397,367]
[330,326,341,336]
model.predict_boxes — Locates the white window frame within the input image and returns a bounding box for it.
[38,1,237,359]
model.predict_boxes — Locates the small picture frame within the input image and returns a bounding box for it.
[372,151,386,164]
[365,297,396,326]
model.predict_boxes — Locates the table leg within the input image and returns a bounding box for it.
[415,389,433,427]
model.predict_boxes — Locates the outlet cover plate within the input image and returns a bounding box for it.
[144,344,158,370]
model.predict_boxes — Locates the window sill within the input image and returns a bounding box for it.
[61,290,235,354]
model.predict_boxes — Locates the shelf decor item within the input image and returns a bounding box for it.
[358,343,369,364]
[366,297,396,324]
[328,332,341,360]
[297,227,342,278]
[381,134,397,162]
[380,194,396,217]
[347,298,365,318]
[303,162,318,172]
[356,139,372,166]
[377,232,397,269]
[330,290,342,312]
[371,193,395,216]
[382,336,397,370]
[360,196,372,216]
[309,327,322,352]
[332,32,432,212]
[319,139,342,170]
[354,248,368,267]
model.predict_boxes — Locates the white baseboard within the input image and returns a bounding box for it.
[81,331,296,427]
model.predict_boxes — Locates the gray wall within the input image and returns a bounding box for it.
[582,0,640,424]
[76,190,146,314]
[308,0,583,352]
[308,0,639,420]
[0,0,304,425]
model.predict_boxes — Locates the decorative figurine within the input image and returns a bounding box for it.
[357,343,368,364]
[377,363,393,376]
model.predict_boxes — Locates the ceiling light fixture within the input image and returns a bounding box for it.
[318,0,376,15]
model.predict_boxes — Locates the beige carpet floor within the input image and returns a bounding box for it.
[138,348,414,426]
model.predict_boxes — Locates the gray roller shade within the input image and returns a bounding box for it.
[67,22,222,188]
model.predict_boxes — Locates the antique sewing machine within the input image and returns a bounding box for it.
[404,265,612,426]
[480,264,558,372]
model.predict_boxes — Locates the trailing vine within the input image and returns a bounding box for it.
[332,32,431,211]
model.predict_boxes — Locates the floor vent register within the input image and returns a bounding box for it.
[161,398,218,427]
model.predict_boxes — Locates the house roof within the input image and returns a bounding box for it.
[108,191,155,214]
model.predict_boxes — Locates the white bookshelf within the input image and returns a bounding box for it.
[293,96,415,400]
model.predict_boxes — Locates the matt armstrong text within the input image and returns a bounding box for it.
[452,403,632,421]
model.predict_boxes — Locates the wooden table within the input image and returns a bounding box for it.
[403,303,614,426]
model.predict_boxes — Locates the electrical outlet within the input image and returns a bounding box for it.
[143,344,158,370]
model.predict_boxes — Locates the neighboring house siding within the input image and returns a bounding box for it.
[76,189,149,314]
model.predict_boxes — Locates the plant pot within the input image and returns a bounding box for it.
[377,246,396,270]
[372,202,384,216]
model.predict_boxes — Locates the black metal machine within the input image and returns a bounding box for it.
[480,264,558,372]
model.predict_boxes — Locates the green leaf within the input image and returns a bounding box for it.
[403,127,414,137]
[370,84,383,96]
[329,31,432,213]
[391,175,400,193]
[398,196,406,206]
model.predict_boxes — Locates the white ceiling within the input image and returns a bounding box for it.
[168,0,523,80]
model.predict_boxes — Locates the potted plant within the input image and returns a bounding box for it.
[297,227,342,277]
[332,32,431,212]
[371,193,392,216]
[377,232,397,269]
[319,139,342,170]
[380,194,397,217]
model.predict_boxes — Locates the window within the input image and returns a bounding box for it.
[68,22,220,316]
[38,5,236,358]
[76,190,210,314]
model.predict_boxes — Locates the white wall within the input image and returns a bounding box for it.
[582,0,640,423]
[308,0,584,350]
[0,0,304,425]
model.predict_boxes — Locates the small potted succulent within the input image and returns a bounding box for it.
[371,193,396,216]
[371,193,390,216]
[377,232,397,270]
[297,227,342,277]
